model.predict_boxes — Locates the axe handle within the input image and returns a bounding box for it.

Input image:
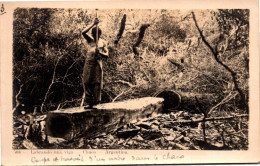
[95,9,99,49]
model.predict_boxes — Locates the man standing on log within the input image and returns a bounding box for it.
[81,18,109,108]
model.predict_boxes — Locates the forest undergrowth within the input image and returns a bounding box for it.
[13,9,249,149]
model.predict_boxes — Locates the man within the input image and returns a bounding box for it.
[82,18,109,108]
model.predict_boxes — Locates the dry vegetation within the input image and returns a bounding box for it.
[13,9,249,149]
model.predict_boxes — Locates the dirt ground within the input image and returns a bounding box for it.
[13,109,248,150]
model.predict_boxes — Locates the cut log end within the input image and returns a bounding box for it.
[46,114,73,138]
[155,90,181,110]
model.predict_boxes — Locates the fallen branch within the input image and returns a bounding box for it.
[171,142,189,150]
[171,114,248,124]
[167,58,184,71]
[208,92,238,115]
[226,123,247,139]
[177,74,200,86]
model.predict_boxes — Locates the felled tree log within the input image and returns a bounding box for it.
[154,90,181,110]
[178,91,217,113]
[45,97,164,140]
[155,90,217,112]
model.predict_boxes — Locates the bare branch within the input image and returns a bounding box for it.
[208,92,238,115]
[112,84,137,102]
[112,88,133,102]
[191,11,247,113]
[40,56,63,113]
[110,80,134,87]
[62,56,82,83]
[191,12,216,55]
[13,83,24,112]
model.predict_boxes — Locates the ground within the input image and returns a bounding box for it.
[13,109,248,150]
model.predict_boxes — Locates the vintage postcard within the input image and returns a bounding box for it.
[1,0,259,165]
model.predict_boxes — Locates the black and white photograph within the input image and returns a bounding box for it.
[1,0,259,165]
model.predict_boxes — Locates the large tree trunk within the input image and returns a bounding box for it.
[154,90,217,113]
[45,97,164,140]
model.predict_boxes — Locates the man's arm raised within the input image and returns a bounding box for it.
[82,19,99,43]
